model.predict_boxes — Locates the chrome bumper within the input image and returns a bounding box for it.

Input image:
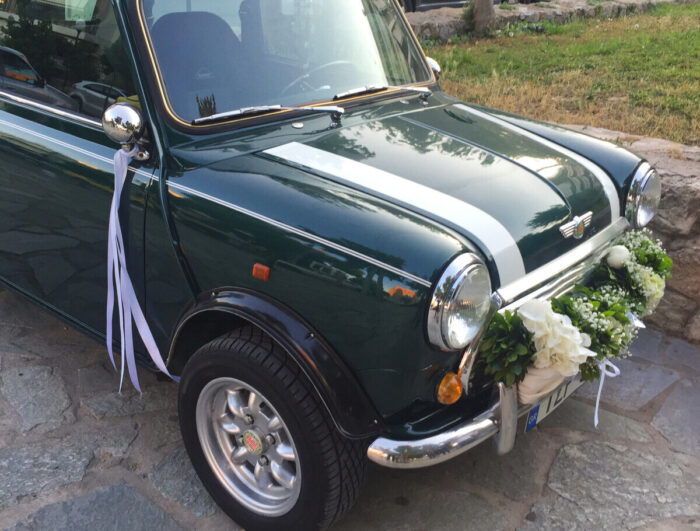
[367,383,519,469]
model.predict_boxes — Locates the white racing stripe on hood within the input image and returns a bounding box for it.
[264,142,526,285]
[455,104,620,219]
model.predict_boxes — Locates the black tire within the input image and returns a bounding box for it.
[178,325,367,530]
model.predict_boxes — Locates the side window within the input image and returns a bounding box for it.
[0,0,137,119]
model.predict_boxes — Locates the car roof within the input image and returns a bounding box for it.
[0,46,29,61]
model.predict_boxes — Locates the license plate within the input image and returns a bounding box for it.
[524,376,583,432]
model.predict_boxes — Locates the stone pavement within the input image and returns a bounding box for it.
[0,287,698,531]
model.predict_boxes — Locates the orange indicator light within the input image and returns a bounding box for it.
[252,263,271,282]
[437,372,464,405]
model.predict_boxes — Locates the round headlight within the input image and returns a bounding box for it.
[427,254,493,351]
[626,163,661,228]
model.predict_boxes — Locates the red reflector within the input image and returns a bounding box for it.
[252,263,270,281]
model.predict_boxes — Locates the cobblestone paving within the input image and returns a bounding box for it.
[0,289,697,530]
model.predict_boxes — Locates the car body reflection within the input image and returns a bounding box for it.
[0,46,77,111]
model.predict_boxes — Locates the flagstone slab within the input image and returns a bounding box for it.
[575,358,679,410]
[149,447,218,517]
[81,384,177,419]
[519,441,700,530]
[0,323,100,362]
[334,465,514,531]
[0,440,92,509]
[664,338,700,373]
[421,428,555,502]
[0,292,61,331]
[627,328,665,364]
[540,398,651,443]
[0,366,72,432]
[76,362,122,398]
[5,482,181,531]
[652,379,700,457]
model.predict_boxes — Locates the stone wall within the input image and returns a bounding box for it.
[566,126,700,345]
[406,0,689,41]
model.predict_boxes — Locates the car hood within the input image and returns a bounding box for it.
[261,103,619,286]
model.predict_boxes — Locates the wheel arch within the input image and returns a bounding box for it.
[167,287,383,439]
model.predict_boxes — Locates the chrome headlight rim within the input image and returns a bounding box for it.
[427,253,492,352]
[626,162,660,229]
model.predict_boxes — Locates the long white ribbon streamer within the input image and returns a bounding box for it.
[107,147,179,392]
[594,359,621,428]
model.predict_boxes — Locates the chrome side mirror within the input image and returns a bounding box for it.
[102,103,150,161]
[426,57,441,81]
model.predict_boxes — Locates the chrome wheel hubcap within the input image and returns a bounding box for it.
[196,377,301,516]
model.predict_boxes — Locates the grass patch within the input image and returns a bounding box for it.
[426,3,700,144]
[499,3,516,10]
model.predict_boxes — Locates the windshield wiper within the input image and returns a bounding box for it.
[333,85,432,104]
[193,104,345,126]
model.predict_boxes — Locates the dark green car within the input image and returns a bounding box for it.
[0,0,661,529]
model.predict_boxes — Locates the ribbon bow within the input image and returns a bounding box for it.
[594,359,621,428]
[107,147,179,392]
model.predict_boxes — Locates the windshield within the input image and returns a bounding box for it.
[141,0,432,123]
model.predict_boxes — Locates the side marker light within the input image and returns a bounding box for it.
[252,263,271,282]
[437,371,463,405]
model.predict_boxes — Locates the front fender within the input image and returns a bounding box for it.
[168,288,384,439]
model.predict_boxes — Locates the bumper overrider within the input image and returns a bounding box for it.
[368,218,629,469]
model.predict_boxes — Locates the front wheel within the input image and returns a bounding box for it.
[178,326,367,530]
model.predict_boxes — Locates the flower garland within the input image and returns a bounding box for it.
[480,229,672,398]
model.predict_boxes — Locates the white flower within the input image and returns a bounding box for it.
[606,245,631,269]
[518,299,597,377]
[626,262,665,314]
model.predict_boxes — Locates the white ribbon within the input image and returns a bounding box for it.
[107,147,178,392]
[594,359,621,428]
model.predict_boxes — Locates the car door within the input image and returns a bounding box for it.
[0,0,153,338]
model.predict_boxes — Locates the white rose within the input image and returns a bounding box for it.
[518,299,596,378]
[606,245,631,269]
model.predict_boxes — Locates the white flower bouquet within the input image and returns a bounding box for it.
[479,229,672,404]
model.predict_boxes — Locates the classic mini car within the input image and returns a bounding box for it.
[0,0,661,529]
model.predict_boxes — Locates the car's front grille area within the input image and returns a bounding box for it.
[497,217,628,311]
[467,218,629,394]
[501,244,608,312]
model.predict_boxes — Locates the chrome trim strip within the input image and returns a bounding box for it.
[459,292,503,393]
[454,104,621,220]
[367,382,515,468]
[264,142,526,285]
[165,181,433,288]
[0,116,152,179]
[497,217,629,305]
[494,383,518,455]
[427,253,489,351]
[0,89,102,129]
[625,162,654,228]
